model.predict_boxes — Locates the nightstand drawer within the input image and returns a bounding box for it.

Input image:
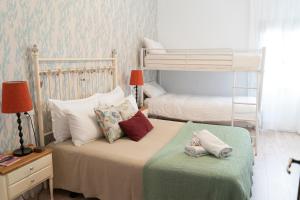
[7,154,52,185]
[8,165,52,199]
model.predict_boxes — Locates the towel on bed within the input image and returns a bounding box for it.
[184,145,208,157]
[189,133,202,146]
[185,133,207,157]
[195,129,233,158]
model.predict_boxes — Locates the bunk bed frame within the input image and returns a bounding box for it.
[140,47,266,155]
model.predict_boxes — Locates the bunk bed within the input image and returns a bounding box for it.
[140,47,266,154]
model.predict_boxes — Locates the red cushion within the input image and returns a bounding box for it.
[119,111,153,141]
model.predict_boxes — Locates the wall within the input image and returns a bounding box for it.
[157,0,250,95]
[0,0,157,153]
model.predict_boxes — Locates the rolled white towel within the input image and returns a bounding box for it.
[194,129,233,158]
[184,145,208,157]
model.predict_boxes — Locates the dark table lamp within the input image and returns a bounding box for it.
[130,69,144,106]
[2,81,33,156]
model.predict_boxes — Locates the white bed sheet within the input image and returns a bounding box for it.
[145,93,257,122]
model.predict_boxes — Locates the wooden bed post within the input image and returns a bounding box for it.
[32,45,45,147]
[112,49,118,88]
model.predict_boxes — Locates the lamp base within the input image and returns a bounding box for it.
[13,147,33,157]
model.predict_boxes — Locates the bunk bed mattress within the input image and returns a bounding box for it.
[145,94,256,122]
[144,52,261,70]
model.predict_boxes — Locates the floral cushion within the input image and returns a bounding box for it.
[94,105,123,143]
[115,99,137,120]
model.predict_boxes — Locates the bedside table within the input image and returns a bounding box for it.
[0,148,53,200]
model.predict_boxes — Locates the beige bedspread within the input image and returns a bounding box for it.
[49,119,183,200]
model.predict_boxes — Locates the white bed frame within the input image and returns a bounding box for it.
[140,47,266,155]
[31,45,118,146]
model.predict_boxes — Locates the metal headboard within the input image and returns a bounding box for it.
[31,45,118,146]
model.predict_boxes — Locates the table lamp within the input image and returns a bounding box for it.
[2,81,33,156]
[129,69,144,106]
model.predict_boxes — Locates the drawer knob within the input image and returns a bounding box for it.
[30,167,34,171]
[31,179,35,183]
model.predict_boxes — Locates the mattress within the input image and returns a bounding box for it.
[145,93,257,123]
[144,52,261,71]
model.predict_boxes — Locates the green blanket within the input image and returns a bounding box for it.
[143,121,253,200]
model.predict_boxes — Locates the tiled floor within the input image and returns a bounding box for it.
[33,131,300,200]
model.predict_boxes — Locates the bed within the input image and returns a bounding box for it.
[140,40,265,155]
[31,45,254,200]
[144,93,257,123]
[49,119,253,200]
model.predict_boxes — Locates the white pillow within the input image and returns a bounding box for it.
[143,82,167,98]
[48,86,125,143]
[97,86,125,105]
[143,37,167,54]
[115,95,138,120]
[115,95,138,111]
[48,94,98,143]
[65,106,101,146]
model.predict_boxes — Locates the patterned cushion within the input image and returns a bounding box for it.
[94,105,123,143]
[115,99,137,120]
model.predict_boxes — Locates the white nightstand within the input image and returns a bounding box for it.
[0,148,54,200]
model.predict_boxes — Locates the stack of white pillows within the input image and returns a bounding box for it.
[48,86,138,146]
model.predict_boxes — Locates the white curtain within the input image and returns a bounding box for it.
[250,0,300,133]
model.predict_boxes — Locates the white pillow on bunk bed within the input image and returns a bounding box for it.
[48,86,125,143]
[143,82,167,98]
[143,37,167,54]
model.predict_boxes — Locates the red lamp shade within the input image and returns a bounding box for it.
[2,81,33,113]
[130,70,144,86]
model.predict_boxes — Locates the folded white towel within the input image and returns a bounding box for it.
[194,129,233,158]
[184,145,208,157]
[189,133,201,146]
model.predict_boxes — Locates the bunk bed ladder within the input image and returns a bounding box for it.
[231,71,259,155]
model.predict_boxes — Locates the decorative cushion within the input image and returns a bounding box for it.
[119,111,153,141]
[143,82,167,98]
[115,96,138,120]
[94,105,124,143]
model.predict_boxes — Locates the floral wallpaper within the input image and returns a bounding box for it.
[0,0,158,153]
